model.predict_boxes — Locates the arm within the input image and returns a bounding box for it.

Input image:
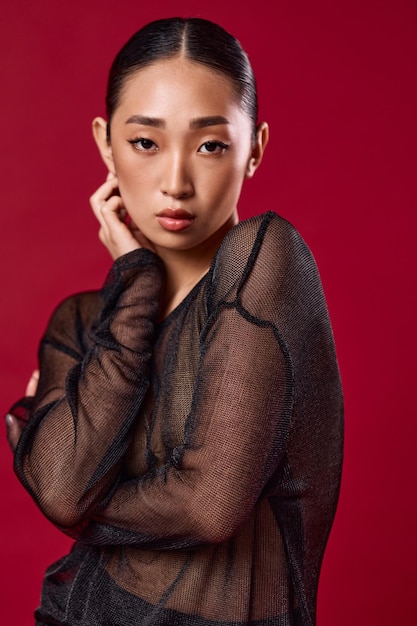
[6,370,39,451]
[76,216,307,548]
[13,248,164,530]
[79,306,292,548]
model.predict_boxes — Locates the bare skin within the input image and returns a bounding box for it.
[6,370,39,450]
[91,57,268,317]
[6,55,269,448]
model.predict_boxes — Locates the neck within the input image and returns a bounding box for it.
[155,215,237,319]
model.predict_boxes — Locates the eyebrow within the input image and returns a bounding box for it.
[125,115,230,129]
[125,115,164,127]
[190,116,230,129]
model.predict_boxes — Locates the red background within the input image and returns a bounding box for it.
[1,0,416,623]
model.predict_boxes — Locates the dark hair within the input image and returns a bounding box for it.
[106,17,258,138]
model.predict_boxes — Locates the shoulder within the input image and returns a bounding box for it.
[44,290,103,341]
[49,290,102,319]
[209,211,317,297]
[214,211,312,267]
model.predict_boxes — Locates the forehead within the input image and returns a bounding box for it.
[114,57,243,120]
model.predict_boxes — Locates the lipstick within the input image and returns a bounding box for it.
[156,208,195,232]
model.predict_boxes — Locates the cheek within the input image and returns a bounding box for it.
[115,176,147,220]
[114,158,154,201]
[208,159,247,199]
[207,150,248,180]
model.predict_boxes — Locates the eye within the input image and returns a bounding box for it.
[127,137,158,151]
[198,141,229,154]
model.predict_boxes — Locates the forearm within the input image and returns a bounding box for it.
[14,248,164,528]
[74,317,292,549]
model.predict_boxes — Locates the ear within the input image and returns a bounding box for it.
[245,122,269,179]
[92,117,116,175]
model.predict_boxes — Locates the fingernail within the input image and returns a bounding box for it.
[5,413,14,426]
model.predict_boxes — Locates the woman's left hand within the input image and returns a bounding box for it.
[6,370,39,451]
[89,172,155,260]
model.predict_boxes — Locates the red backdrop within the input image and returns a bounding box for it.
[1,0,416,623]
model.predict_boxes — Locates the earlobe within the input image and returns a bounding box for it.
[92,117,116,175]
[245,121,269,179]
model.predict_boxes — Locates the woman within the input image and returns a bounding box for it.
[6,17,343,626]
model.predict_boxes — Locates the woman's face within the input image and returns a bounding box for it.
[101,57,265,254]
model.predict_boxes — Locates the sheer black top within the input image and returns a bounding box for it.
[11,212,343,625]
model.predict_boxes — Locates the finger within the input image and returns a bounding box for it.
[100,200,140,246]
[6,414,23,452]
[25,369,40,397]
[90,175,119,203]
[90,176,147,259]
[127,218,156,251]
[131,228,156,251]
[90,188,124,234]
[89,176,120,221]
[94,198,140,259]
[97,195,127,239]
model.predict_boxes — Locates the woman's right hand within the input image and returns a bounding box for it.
[89,172,155,260]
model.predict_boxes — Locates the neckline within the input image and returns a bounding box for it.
[156,272,208,330]
[155,213,275,330]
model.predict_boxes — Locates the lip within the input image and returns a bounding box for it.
[157,208,194,219]
[156,208,195,232]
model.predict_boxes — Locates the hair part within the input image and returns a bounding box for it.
[105,17,258,140]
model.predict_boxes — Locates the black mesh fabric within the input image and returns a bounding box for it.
[11,212,343,626]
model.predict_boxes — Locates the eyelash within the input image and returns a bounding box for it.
[127,138,157,151]
[199,141,229,154]
[127,138,229,154]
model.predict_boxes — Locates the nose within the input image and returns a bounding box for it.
[160,151,194,200]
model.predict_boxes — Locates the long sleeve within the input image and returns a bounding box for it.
[13,248,164,531]
[79,302,292,547]
[13,213,343,626]
[70,212,341,551]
